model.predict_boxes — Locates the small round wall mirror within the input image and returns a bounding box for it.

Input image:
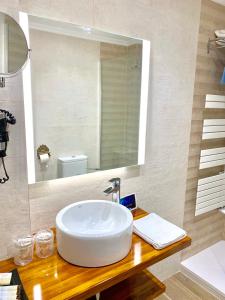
[0,12,28,87]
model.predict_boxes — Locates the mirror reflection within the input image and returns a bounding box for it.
[0,12,28,75]
[27,15,149,182]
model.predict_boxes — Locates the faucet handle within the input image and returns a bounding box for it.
[103,187,113,195]
[109,177,120,185]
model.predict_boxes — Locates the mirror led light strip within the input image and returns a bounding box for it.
[138,40,150,165]
[19,12,36,184]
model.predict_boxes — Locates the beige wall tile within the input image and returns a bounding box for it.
[20,0,94,27]
[182,0,225,261]
[0,74,31,259]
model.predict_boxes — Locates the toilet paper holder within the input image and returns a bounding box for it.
[37,144,51,159]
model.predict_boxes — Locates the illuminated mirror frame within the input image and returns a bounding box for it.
[19,12,150,184]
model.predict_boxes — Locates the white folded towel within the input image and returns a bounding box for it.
[133,213,187,250]
[215,29,225,38]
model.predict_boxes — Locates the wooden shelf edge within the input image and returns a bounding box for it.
[99,269,166,300]
[0,209,190,300]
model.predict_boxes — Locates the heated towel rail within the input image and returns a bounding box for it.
[196,94,225,216]
[196,173,225,215]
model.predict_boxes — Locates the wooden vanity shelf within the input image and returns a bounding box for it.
[100,269,166,300]
[0,208,191,300]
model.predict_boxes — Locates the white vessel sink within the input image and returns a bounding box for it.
[56,200,133,267]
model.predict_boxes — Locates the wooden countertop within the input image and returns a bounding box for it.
[0,208,191,300]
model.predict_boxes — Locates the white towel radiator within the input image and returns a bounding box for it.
[195,94,225,216]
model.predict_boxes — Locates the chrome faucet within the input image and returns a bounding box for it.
[103,177,121,203]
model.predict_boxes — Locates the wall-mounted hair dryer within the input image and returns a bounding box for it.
[0,109,16,183]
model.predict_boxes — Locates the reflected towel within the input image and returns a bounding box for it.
[221,68,225,85]
[133,213,186,250]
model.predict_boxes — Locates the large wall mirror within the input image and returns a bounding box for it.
[21,14,150,183]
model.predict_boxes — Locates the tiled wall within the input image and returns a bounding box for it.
[182,0,225,260]
[0,0,201,280]
[0,0,31,260]
[100,43,141,170]
[100,43,129,169]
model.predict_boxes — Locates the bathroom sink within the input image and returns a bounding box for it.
[56,200,133,267]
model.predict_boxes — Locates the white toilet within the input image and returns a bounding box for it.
[57,155,88,178]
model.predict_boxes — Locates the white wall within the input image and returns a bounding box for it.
[30,29,100,181]
[0,0,30,260]
[0,0,201,280]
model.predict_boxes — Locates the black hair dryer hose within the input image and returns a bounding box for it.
[0,109,16,184]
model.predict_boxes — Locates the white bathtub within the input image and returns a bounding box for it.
[181,241,225,299]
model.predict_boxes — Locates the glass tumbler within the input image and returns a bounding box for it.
[35,229,54,258]
[14,235,34,266]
